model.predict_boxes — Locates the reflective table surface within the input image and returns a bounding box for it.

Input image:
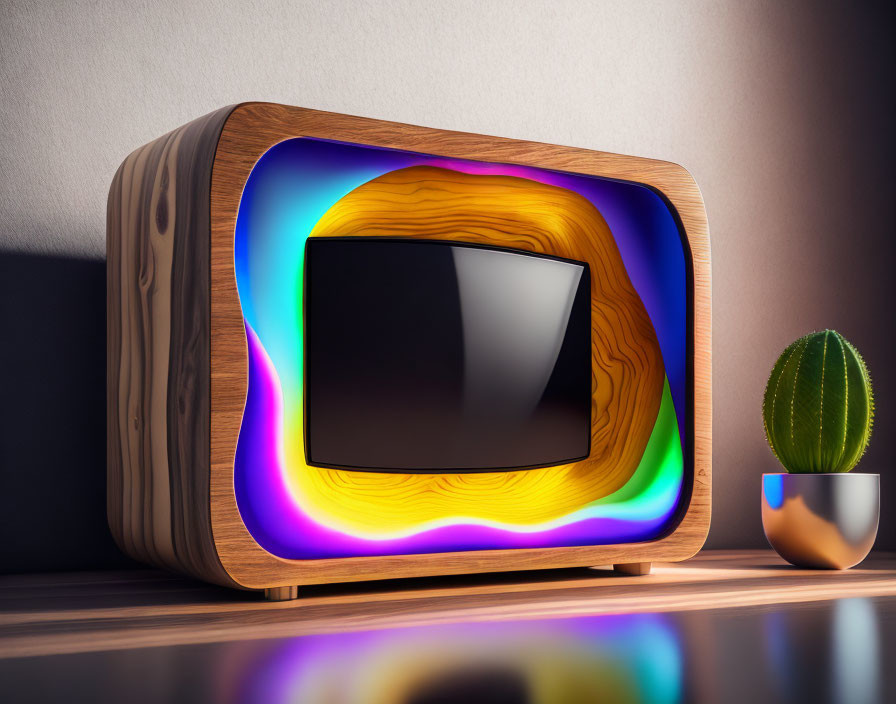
[1,552,894,704]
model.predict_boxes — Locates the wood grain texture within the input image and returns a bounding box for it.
[208,103,712,589]
[299,166,664,531]
[109,101,711,592]
[2,552,893,659]
[107,106,239,588]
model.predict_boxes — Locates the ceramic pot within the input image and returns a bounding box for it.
[761,473,879,569]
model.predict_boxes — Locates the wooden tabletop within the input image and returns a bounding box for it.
[1,549,894,660]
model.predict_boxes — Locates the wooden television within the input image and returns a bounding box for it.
[107,102,711,600]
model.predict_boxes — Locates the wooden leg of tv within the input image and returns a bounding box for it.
[264,586,299,601]
[613,562,651,576]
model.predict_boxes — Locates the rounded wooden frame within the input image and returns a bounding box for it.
[208,103,711,589]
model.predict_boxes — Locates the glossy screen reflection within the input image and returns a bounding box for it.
[305,239,591,472]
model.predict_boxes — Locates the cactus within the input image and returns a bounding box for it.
[762,330,874,473]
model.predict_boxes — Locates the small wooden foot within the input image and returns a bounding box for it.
[613,562,651,576]
[264,586,299,601]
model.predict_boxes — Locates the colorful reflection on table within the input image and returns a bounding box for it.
[226,613,683,704]
[2,596,892,703]
[763,597,881,704]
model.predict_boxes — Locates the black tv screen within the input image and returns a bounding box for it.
[304,238,591,472]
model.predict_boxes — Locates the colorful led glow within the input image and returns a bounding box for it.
[233,137,688,559]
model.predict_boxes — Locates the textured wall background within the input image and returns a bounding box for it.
[1,0,893,572]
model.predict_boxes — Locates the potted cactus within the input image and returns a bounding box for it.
[761,330,878,569]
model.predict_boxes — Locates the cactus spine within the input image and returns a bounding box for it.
[762,330,874,473]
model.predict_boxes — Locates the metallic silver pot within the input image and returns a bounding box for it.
[761,473,879,569]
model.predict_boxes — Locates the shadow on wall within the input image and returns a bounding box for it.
[0,251,135,573]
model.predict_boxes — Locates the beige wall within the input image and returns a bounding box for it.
[1,1,892,570]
